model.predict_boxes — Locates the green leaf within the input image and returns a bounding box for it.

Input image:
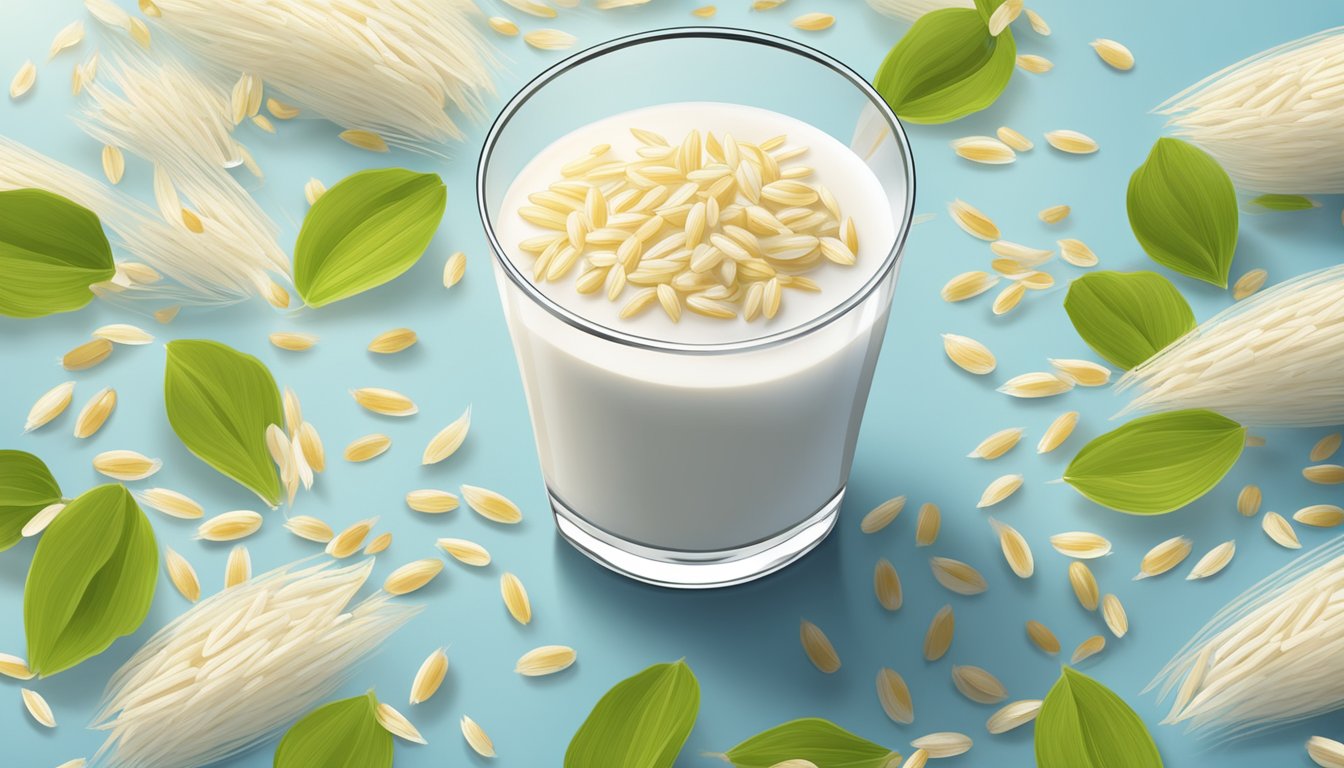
[0,188,116,318]
[274,691,392,768]
[1249,194,1318,211]
[1063,271,1196,370]
[293,168,446,307]
[0,450,62,551]
[1127,138,1239,287]
[723,718,901,768]
[164,340,283,506]
[564,660,700,768]
[24,484,157,676]
[1036,667,1163,768]
[873,8,1016,125]
[1064,410,1245,515]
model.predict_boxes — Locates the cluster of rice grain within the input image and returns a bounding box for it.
[76,43,289,294]
[142,0,497,148]
[1120,264,1344,427]
[92,559,418,767]
[0,136,282,307]
[863,0,972,22]
[516,128,856,323]
[1151,537,1344,738]
[1159,28,1344,193]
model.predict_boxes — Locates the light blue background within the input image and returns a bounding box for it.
[2,1,1343,766]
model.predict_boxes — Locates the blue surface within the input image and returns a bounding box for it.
[2,1,1343,766]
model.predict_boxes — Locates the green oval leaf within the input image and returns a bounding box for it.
[565,660,699,768]
[723,718,901,768]
[0,188,116,318]
[274,691,392,768]
[873,8,1016,125]
[1249,194,1318,212]
[1063,271,1195,370]
[1127,138,1239,287]
[165,339,283,506]
[1064,410,1245,515]
[1036,667,1163,768]
[0,450,62,551]
[24,484,157,676]
[293,168,446,307]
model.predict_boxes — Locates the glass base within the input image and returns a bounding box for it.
[550,486,843,589]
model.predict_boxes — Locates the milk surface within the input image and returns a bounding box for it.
[496,101,897,346]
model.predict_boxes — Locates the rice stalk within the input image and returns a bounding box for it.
[1119,265,1344,426]
[147,0,497,148]
[92,559,418,767]
[1159,28,1344,193]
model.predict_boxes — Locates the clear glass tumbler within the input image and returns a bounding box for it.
[478,28,915,588]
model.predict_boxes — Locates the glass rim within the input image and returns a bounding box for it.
[476,26,917,356]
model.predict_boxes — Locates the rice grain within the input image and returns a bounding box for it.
[1263,511,1302,549]
[1071,635,1106,663]
[1091,39,1135,71]
[405,489,460,514]
[93,449,161,481]
[25,381,75,432]
[285,515,333,543]
[1069,561,1099,610]
[873,558,903,611]
[437,538,491,567]
[941,271,1000,302]
[910,732,971,758]
[968,428,1023,460]
[22,688,55,728]
[800,619,841,673]
[1045,130,1100,154]
[990,518,1034,578]
[0,653,34,680]
[1039,204,1071,224]
[977,474,1022,508]
[876,667,914,724]
[1049,359,1111,387]
[423,406,471,464]
[987,699,1041,734]
[923,605,955,661]
[461,485,522,524]
[1026,620,1060,654]
[952,665,1007,704]
[196,510,262,542]
[368,328,417,354]
[501,572,532,624]
[344,434,392,462]
[63,338,113,370]
[516,645,577,677]
[861,495,906,533]
[1295,505,1344,528]
[1187,541,1235,580]
[942,333,996,375]
[1311,433,1343,462]
[410,648,448,704]
[997,372,1073,398]
[383,559,443,596]
[948,199,1000,240]
[461,716,495,757]
[326,518,377,558]
[1135,536,1193,579]
[224,545,251,588]
[351,387,417,417]
[1037,411,1078,453]
[915,503,940,547]
[269,332,318,351]
[931,557,988,595]
[1101,593,1128,637]
[136,488,202,520]
[164,547,201,602]
[525,29,577,51]
[1049,531,1112,559]
[9,60,36,99]
[376,702,426,744]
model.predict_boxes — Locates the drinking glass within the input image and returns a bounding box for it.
[478,27,915,588]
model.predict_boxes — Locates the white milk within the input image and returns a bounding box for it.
[493,101,901,558]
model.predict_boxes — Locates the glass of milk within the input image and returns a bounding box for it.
[478,28,914,588]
